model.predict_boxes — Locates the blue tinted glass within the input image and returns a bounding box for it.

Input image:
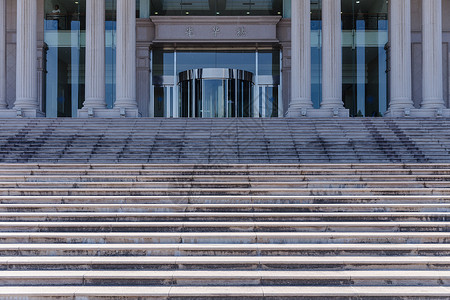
[177,51,256,73]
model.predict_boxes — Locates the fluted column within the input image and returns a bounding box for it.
[14,0,39,114]
[387,0,414,115]
[321,0,346,115]
[421,0,444,110]
[115,0,138,111]
[0,0,6,109]
[288,0,312,117]
[83,0,106,109]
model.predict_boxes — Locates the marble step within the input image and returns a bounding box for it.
[2,285,449,299]
[0,221,448,233]
[1,243,448,256]
[2,195,449,204]
[0,270,450,286]
[1,256,449,271]
[2,187,450,196]
[1,232,449,244]
[1,203,447,213]
[0,212,448,222]
[1,180,450,188]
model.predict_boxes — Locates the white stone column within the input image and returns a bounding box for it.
[421,0,445,110]
[80,0,106,117]
[115,0,138,117]
[386,0,414,116]
[0,0,6,109]
[14,0,39,117]
[320,0,348,117]
[287,0,312,117]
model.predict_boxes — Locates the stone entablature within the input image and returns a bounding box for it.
[151,16,281,43]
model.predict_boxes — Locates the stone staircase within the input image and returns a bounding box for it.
[0,118,450,163]
[0,163,449,298]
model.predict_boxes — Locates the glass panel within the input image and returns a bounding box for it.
[44,0,86,118]
[150,0,283,16]
[136,0,150,18]
[105,0,117,109]
[152,48,280,118]
[177,51,256,74]
[342,0,388,117]
[311,0,322,109]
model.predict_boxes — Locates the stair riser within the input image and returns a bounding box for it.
[0,225,448,233]
[0,278,448,287]
[1,249,449,257]
[1,237,449,244]
[3,263,450,271]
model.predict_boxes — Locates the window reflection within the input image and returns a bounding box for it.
[44,0,86,118]
[145,0,283,16]
[151,48,281,118]
[341,0,388,117]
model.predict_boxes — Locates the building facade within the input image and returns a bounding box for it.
[0,0,449,118]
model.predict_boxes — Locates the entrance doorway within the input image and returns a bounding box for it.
[178,68,254,118]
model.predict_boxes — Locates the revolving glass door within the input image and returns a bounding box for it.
[178,68,254,118]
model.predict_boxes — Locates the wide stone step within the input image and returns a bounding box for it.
[2,195,449,204]
[0,203,448,213]
[1,256,449,271]
[4,174,450,182]
[2,285,449,299]
[0,221,447,233]
[0,270,449,286]
[2,187,450,196]
[0,212,448,222]
[1,243,449,257]
[1,180,450,188]
[1,232,449,244]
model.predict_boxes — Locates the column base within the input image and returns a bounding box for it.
[0,109,44,118]
[385,108,450,118]
[307,108,350,118]
[286,107,314,117]
[0,109,18,118]
[78,107,139,118]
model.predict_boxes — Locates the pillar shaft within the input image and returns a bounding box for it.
[14,0,38,110]
[388,0,413,110]
[421,0,444,109]
[321,0,343,110]
[115,0,137,109]
[288,0,312,116]
[84,0,106,109]
[0,0,6,109]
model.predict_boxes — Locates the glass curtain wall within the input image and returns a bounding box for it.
[342,0,388,117]
[44,0,86,118]
[311,0,322,109]
[147,0,283,16]
[105,0,117,109]
[137,0,151,18]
